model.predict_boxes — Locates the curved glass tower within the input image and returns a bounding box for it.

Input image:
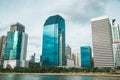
[42,15,65,66]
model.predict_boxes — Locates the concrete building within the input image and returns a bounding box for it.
[65,45,74,67]
[3,22,28,68]
[72,52,80,67]
[65,44,71,58]
[91,16,114,67]
[66,58,74,67]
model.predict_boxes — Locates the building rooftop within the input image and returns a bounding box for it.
[91,16,108,21]
[44,15,64,26]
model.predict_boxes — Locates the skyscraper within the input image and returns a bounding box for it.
[4,22,28,68]
[91,16,114,67]
[80,46,92,67]
[65,44,71,58]
[111,20,120,67]
[0,36,7,66]
[66,45,74,67]
[42,15,65,66]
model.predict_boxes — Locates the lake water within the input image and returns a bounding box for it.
[0,74,120,80]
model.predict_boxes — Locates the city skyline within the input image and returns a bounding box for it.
[0,0,120,61]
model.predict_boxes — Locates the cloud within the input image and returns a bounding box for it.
[0,24,9,32]
[53,0,110,24]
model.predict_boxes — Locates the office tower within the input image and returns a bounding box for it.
[42,15,65,66]
[65,44,71,58]
[80,46,92,67]
[4,22,28,68]
[65,45,74,67]
[66,58,74,67]
[72,52,80,67]
[112,19,120,67]
[91,16,114,67]
[0,36,7,66]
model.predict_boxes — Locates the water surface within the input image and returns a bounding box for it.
[0,74,120,80]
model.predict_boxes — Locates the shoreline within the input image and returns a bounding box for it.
[0,72,120,77]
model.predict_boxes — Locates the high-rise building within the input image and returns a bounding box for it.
[80,46,92,67]
[91,16,114,67]
[65,45,74,67]
[65,44,71,58]
[3,22,28,68]
[111,19,120,67]
[0,36,7,66]
[42,15,65,66]
[72,52,80,67]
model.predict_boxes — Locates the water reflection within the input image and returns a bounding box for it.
[0,74,120,80]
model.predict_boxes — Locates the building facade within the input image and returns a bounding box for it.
[91,16,114,67]
[111,20,120,67]
[3,22,28,68]
[80,46,92,67]
[65,45,74,67]
[72,52,80,67]
[65,44,71,58]
[42,15,65,66]
[0,36,7,66]
[66,58,74,67]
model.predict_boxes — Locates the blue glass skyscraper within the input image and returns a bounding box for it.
[80,46,92,67]
[42,15,65,66]
[3,22,28,68]
[5,31,22,60]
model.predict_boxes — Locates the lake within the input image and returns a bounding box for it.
[0,74,120,80]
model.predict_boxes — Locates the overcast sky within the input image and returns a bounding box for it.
[0,0,120,61]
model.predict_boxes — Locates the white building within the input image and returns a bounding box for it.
[3,60,29,68]
[66,58,74,67]
[91,16,114,67]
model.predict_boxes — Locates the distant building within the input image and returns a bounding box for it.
[30,53,35,62]
[65,45,74,67]
[42,15,66,66]
[91,16,114,67]
[80,46,92,67]
[65,44,71,58]
[72,52,80,67]
[66,58,74,67]
[111,19,120,67]
[3,22,28,68]
[0,36,7,66]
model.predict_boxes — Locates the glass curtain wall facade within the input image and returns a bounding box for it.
[80,46,92,67]
[0,36,7,65]
[42,15,65,66]
[5,31,22,60]
[112,20,120,67]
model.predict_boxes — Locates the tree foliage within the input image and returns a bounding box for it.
[0,66,115,73]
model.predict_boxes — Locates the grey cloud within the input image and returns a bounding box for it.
[29,36,41,48]
[29,42,41,48]
[53,0,111,24]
